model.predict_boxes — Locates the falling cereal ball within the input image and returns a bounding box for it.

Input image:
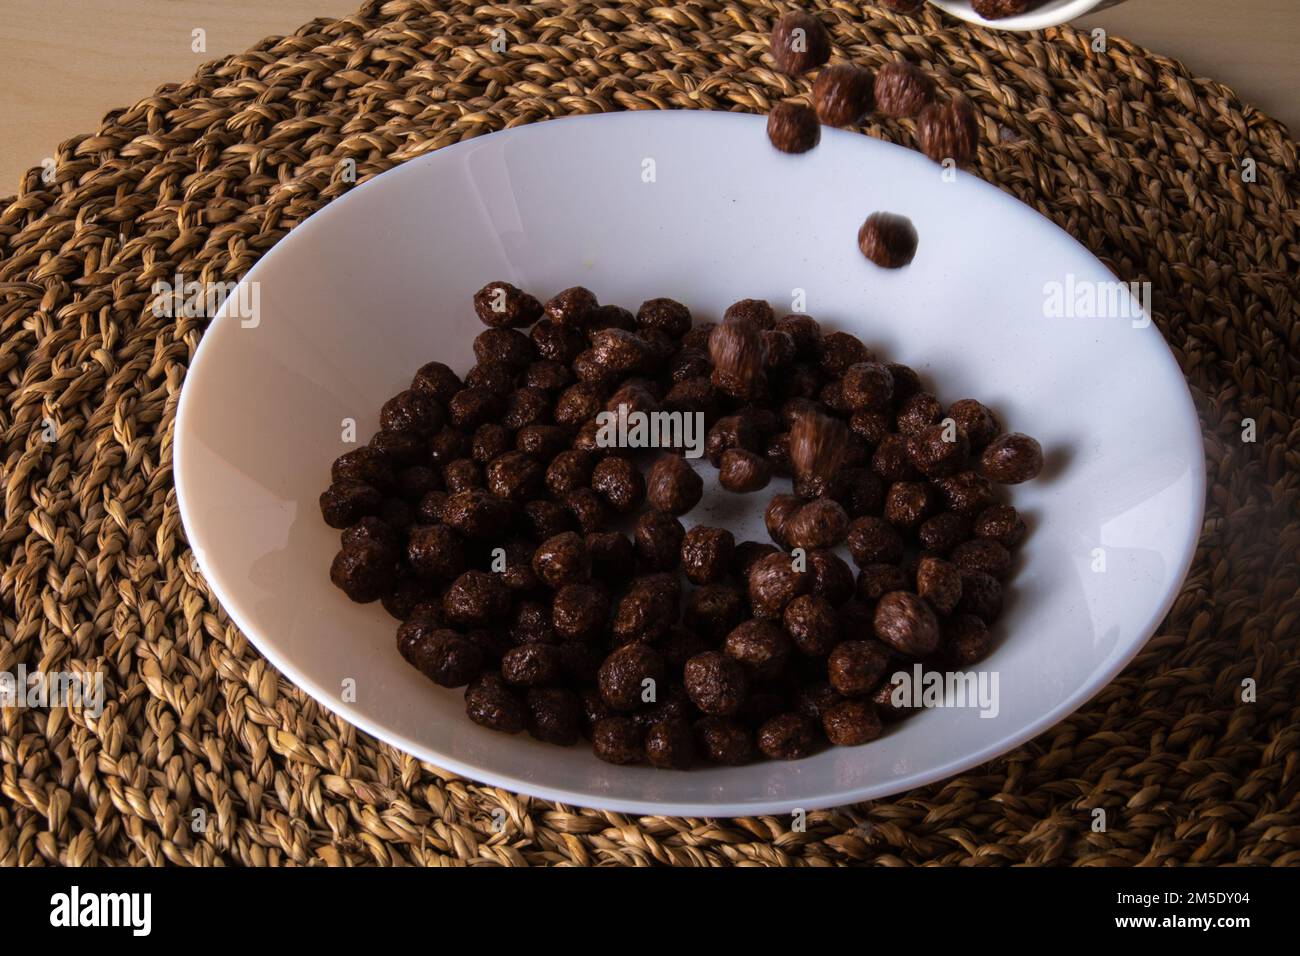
[766,102,821,154]
[858,212,919,269]
[769,11,831,76]
[972,0,1030,19]
[873,61,936,119]
[917,95,980,167]
[813,64,876,127]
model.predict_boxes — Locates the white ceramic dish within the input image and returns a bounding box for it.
[930,0,1120,32]
[174,110,1204,817]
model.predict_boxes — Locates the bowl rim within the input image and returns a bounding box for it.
[928,0,1108,32]
[174,109,1206,816]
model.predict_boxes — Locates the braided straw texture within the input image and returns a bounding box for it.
[1,0,1297,867]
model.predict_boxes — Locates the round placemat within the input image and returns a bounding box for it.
[1,0,1297,866]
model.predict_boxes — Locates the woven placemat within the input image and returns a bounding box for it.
[2,0,1297,867]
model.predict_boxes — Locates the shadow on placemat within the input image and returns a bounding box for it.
[0,0,1297,866]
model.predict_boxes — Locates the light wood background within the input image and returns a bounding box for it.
[1,0,1296,190]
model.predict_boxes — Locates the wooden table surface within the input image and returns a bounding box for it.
[1,0,1296,189]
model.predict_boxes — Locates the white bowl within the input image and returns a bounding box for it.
[930,1,1121,31]
[175,110,1203,817]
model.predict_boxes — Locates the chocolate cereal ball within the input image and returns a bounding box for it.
[515,424,570,460]
[332,446,393,489]
[684,583,747,641]
[948,398,1001,451]
[599,643,667,710]
[784,499,850,550]
[873,60,935,119]
[747,552,811,619]
[705,414,761,466]
[979,432,1044,484]
[532,532,590,589]
[546,449,594,496]
[544,286,598,326]
[694,716,754,765]
[398,622,484,686]
[884,480,936,529]
[842,362,894,411]
[465,361,515,394]
[974,503,1027,549]
[448,387,504,431]
[822,698,882,746]
[591,456,645,513]
[465,672,526,734]
[770,10,830,75]
[636,297,692,338]
[847,516,905,566]
[428,427,469,468]
[474,280,543,328]
[783,594,841,657]
[646,454,703,515]
[634,509,686,572]
[442,458,482,494]
[919,512,973,553]
[501,643,563,687]
[329,543,393,603]
[718,448,772,493]
[645,718,696,769]
[551,583,610,641]
[612,574,681,645]
[680,526,736,585]
[957,569,1003,623]
[523,501,575,541]
[381,389,443,436]
[806,549,856,605]
[918,95,980,167]
[592,716,645,764]
[858,212,919,269]
[723,619,792,680]
[442,488,512,540]
[764,493,802,547]
[933,470,995,515]
[320,480,383,529]
[757,713,819,760]
[827,640,890,696]
[915,555,963,616]
[813,64,875,127]
[486,451,543,500]
[444,570,512,626]
[406,524,466,580]
[908,423,970,478]
[523,359,572,392]
[767,102,821,154]
[411,361,464,403]
[525,687,581,745]
[370,428,426,467]
[509,601,557,646]
[951,538,1012,579]
[944,613,992,666]
[873,591,940,657]
[684,651,749,716]
[856,563,909,602]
